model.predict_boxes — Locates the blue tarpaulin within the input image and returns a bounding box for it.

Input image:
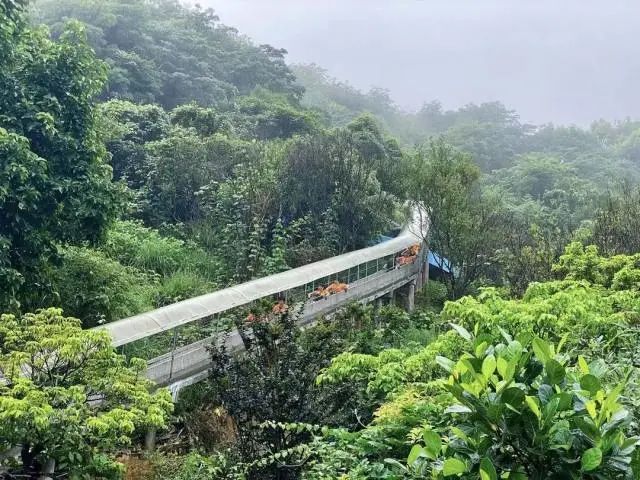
[428,250,452,273]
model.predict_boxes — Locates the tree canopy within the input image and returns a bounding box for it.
[0,1,120,312]
[0,308,172,477]
[33,0,302,108]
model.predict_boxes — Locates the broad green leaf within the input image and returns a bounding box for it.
[482,354,496,378]
[585,400,598,420]
[504,341,523,361]
[436,356,455,373]
[525,395,541,420]
[545,359,566,385]
[475,341,488,357]
[578,355,589,374]
[543,396,560,423]
[575,417,600,440]
[407,444,425,465]
[445,404,472,414]
[480,457,498,480]
[422,430,442,459]
[442,457,467,476]
[498,327,513,343]
[554,392,573,412]
[450,427,469,442]
[532,337,551,365]
[581,447,602,471]
[505,358,517,382]
[449,323,472,341]
[497,357,508,379]
[502,387,525,408]
[458,358,476,374]
[580,374,601,395]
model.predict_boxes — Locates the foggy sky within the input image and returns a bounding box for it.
[203,0,640,126]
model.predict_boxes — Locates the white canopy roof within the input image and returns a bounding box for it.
[100,208,427,347]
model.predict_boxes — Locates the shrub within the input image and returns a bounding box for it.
[154,270,214,307]
[102,220,222,282]
[405,328,638,479]
[51,246,155,327]
[0,309,172,478]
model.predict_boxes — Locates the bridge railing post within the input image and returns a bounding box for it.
[168,327,178,381]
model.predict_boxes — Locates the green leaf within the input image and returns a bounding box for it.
[480,457,498,480]
[556,332,569,353]
[502,387,525,408]
[450,427,469,443]
[545,359,566,385]
[407,444,425,465]
[532,337,551,365]
[581,447,602,471]
[497,357,508,378]
[475,341,488,357]
[578,355,589,374]
[482,354,496,378]
[442,457,467,476]
[575,417,600,441]
[525,395,541,420]
[504,340,523,361]
[498,327,513,343]
[445,404,472,414]
[422,430,442,459]
[449,323,472,341]
[436,356,455,373]
[580,374,601,395]
[543,396,560,423]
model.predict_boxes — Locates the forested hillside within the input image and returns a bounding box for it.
[2,0,640,478]
[33,0,301,107]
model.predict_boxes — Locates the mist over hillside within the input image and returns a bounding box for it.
[208,0,640,125]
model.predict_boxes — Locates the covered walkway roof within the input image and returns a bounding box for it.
[100,207,427,347]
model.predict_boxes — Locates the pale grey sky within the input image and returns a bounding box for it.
[202,0,640,125]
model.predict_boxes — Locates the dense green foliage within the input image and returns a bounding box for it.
[0,308,172,477]
[33,0,302,108]
[0,0,120,312]
[266,245,640,479]
[409,334,636,479]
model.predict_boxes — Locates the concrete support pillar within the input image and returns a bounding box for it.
[376,297,384,309]
[422,259,429,288]
[38,458,55,480]
[144,428,156,452]
[389,289,395,306]
[416,260,424,291]
[405,281,416,313]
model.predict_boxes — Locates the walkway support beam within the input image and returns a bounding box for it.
[406,280,416,312]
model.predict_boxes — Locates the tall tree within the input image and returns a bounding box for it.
[0,2,120,311]
[409,139,502,298]
[591,183,640,255]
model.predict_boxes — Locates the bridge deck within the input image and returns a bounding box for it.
[93,207,428,391]
[148,264,420,387]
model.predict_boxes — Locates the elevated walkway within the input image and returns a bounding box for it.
[96,207,429,393]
